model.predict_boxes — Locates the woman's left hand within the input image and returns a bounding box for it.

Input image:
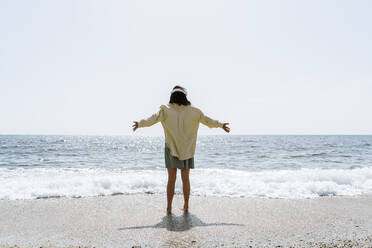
[132,121,139,132]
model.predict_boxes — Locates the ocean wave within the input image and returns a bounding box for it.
[286,152,329,159]
[1,167,372,200]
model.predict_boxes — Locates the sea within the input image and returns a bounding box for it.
[0,135,371,200]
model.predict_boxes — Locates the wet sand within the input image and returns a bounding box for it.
[0,194,372,247]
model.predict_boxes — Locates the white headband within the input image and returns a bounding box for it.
[171,88,187,96]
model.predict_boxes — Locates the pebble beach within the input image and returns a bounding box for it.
[1,194,372,248]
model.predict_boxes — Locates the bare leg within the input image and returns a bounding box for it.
[181,168,190,211]
[166,168,177,214]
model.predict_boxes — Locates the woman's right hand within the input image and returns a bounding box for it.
[222,123,230,133]
[132,121,139,132]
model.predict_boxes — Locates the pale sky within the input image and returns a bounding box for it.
[1,0,371,135]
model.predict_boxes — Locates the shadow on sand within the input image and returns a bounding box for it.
[118,212,243,232]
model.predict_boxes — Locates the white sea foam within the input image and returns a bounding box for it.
[1,167,372,200]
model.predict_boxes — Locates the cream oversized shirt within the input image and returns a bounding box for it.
[138,103,223,160]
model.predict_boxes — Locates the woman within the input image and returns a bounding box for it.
[132,85,230,214]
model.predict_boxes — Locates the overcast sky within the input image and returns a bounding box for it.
[1,0,371,135]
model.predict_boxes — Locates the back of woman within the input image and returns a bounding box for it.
[161,104,201,159]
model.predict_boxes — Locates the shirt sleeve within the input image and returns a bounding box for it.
[138,106,166,128]
[199,110,223,128]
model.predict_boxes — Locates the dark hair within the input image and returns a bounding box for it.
[169,85,191,106]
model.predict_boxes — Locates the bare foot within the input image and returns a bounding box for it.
[166,207,172,214]
[180,206,189,212]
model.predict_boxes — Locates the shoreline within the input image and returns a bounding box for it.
[1,194,372,247]
[1,191,372,200]
[2,191,372,202]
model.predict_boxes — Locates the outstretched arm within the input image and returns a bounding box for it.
[133,107,165,132]
[200,112,230,133]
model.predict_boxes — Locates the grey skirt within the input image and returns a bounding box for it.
[164,144,194,169]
